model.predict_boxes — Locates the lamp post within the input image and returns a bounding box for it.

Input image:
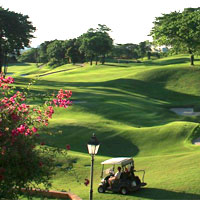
[87,133,100,200]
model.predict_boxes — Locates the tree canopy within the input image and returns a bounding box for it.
[150,7,200,65]
[111,41,151,61]
[79,24,113,65]
[0,7,36,72]
[18,48,37,63]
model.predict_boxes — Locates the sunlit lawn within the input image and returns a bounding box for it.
[9,54,200,199]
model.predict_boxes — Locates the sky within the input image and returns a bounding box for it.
[1,0,199,47]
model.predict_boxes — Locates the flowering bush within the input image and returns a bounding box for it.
[0,74,72,199]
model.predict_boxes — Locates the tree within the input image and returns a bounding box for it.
[46,40,67,67]
[0,7,36,72]
[37,39,85,66]
[38,41,53,63]
[138,41,151,59]
[79,31,96,65]
[18,48,37,63]
[95,31,113,64]
[150,7,200,65]
[79,24,113,65]
[111,43,139,60]
[65,39,85,64]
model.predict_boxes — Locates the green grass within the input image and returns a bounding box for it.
[7,54,200,199]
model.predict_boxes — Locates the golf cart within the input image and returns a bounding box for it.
[98,157,146,195]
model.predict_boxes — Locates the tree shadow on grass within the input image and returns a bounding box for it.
[8,62,30,67]
[15,76,200,127]
[40,124,139,157]
[129,187,200,199]
[146,57,190,66]
[103,63,141,68]
[145,57,199,66]
[23,76,200,104]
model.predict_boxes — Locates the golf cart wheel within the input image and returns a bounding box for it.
[98,186,105,193]
[120,187,128,195]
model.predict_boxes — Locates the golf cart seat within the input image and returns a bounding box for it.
[120,172,129,180]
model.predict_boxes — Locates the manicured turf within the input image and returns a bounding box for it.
[8,54,200,199]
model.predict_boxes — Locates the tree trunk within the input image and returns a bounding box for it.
[3,54,8,77]
[0,58,3,73]
[90,58,93,65]
[0,33,3,73]
[188,49,194,66]
[190,54,194,66]
[147,52,151,60]
[95,56,98,65]
[101,55,105,65]
[0,46,3,73]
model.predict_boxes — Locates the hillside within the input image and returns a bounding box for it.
[8,54,200,199]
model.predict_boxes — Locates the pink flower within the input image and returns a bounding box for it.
[3,76,14,84]
[25,128,32,136]
[18,106,22,111]
[39,161,43,167]
[52,99,57,104]
[3,85,9,90]
[32,127,37,133]
[11,113,20,121]
[36,116,42,122]
[9,97,15,103]
[12,129,18,136]
[21,104,27,108]
[66,144,71,150]
[17,125,26,134]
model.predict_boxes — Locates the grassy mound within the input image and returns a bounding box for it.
[8,54,200,199]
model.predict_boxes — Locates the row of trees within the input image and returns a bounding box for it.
[18,26,152,67]
[1,6,200,71]
[18,24,113,66]
[111,42,152,60]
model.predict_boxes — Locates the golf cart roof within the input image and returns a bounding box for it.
[101,157,133,166]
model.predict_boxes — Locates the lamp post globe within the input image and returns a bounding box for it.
[87,133,100,155]
[87,133,100,200]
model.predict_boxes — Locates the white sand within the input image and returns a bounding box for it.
[170,108,200,116]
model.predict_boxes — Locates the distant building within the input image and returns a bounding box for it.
[151,45,169,53]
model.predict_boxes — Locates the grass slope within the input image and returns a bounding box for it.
[8,54,200,199]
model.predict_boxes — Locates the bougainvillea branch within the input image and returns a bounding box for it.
[0,74,72,199]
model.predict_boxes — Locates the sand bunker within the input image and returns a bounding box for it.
[193,137,200,145]
[170,108,200,116]
[170,108,200,146]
